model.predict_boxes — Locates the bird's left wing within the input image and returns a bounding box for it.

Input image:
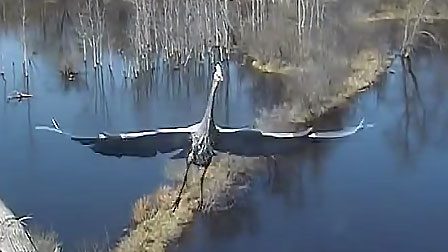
[213,118,374,157]
[35,118,196,158]
[213,126,313,157]
[307,118,374,139]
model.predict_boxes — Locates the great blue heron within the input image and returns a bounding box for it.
[36,63,373,212]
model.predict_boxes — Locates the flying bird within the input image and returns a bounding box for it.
[35,63,373,212]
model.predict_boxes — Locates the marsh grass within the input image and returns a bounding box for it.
[365,0,448,23]
[27,227,62,252]
[256,48,393,127]
[115,155,261,252]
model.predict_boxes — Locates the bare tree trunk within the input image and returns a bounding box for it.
[95,0,103,68]
[77,4,87,64]
[2,0,6,24]
[21,0,28,78]
[163,0,169,60]
[134,0,141,73]
[108,31,113,72]
[0,52,4,77]
[152,0,158,53]
[310,0,315,30]
[251,0,255,32]
[400,0,433,58]
[121,52,127,78]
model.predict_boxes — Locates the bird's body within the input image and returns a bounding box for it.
[189,130,215,167]
[172,63,224,211]
[188,76,220,167]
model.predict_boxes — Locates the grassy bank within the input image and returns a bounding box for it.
[363,0,448,23]
[255,48,393,126]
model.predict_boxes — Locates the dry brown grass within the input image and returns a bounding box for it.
[132,195,155,227]
[362,0,448,23]
[254,48,393,127]
[114,155,261,252]
[28,228,62,252]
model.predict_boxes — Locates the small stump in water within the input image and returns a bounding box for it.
[7,90,33,102]
[60,66,78,82]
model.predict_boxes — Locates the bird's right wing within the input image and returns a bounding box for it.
[35,118,196,158]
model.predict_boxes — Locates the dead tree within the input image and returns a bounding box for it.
[400,0,440,59]
[0,198,37,252]
[21,0,28,78]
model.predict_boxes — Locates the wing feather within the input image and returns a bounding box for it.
[36,119,196,158]
[307,118,373,139]
[213,126,313,157]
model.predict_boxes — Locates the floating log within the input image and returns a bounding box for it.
[7,91,33,102]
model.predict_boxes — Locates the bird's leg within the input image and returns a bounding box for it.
[197,163,210,211]
[172,159,192,212]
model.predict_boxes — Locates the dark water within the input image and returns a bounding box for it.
[0,31,267,249]
[172,51,448,252]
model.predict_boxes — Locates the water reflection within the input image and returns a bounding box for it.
[381,49,448,163]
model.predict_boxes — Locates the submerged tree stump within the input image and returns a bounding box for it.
[0,198,37,252]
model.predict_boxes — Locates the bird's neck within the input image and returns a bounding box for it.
[201,79,219,129]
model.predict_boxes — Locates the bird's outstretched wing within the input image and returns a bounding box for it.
[213,118,374,157]
[35,118,196,158]
[308,118,374,139]
[213,126,314,157]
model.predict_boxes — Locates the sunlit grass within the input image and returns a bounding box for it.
[28,228,62,252]
[115,155,260,252]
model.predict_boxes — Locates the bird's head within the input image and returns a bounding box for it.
[213,63,224,82]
